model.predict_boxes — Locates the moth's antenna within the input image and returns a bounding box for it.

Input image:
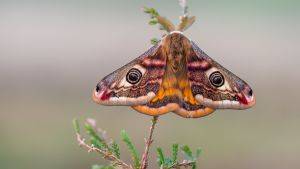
[143,0,196,45]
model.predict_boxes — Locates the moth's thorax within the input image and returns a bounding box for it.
[162,33,191,70]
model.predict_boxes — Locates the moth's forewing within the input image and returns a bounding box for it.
[187,41,255,109]
[93,43,167,106]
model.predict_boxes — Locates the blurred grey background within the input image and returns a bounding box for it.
[0,0,299,169]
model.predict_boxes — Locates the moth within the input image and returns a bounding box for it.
[92,31,255,118]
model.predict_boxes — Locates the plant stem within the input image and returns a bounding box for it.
[140,116,159,169]
[170,161,196,168]
[76,133,132,169]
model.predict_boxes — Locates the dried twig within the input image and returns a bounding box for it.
[179,0,188,16]
[140,116,159,169]
[170,160,196,169]
[76,133,132,169]
[177,0,196,32]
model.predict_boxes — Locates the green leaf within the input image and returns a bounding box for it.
[85,123,108,149]
[150,38,159,45]
[164,158,174,168]
[195,148,202,158]
[181,145,193,160]
[143,7,159,17]
[111,141,120,159]
[191,162,196,169]
[121,130,140,169]
[149,19,158,25]
[72,118,80,133]
[156,147,165,166]
[171,144,179,163]
[90,137,107,150]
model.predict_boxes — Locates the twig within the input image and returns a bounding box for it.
[76,133,133,169]
[140,116,159,169]
[177,0,196,32]
[179,0,188,16]
[170,160,196,169]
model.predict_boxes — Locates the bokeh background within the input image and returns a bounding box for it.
[0,0,299,169]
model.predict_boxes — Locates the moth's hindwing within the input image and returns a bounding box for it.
[133,97,215,118]
[93,43,167,106]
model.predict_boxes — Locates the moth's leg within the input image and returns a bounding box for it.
[131,103,179,116]
[174,107,215,118]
